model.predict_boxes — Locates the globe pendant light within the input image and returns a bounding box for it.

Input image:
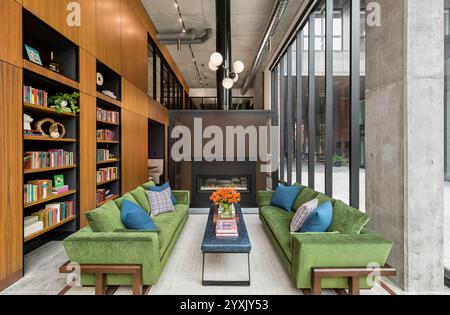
[210,52,224,67]
[233,60,245,74]
[208,61,218,71]
[222,77,233,89]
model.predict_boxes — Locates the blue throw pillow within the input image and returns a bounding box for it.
[121,200,159,231]
[147,182,177,205]
[271,184,301,212]
[300,201,333,233]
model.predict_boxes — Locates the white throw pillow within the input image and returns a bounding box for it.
[290,198,319,232]
[145,188,175,217]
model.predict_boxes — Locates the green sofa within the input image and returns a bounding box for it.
[258,184,393,290]
[63,182,190,286]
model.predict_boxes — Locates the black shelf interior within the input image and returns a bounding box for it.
[96,99,122,202]
[23,9,79,82]
[96,60,122,101]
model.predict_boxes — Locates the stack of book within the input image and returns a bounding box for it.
[24,216,44,237]
[215,219,239,238]
[52,185,69,194]
[97,107,119,124]
[24,179,52,203]
[24,150,74,170]
[23,86,48,107]
[97,189,115,205]
[31,201,74,228]
[97,167,118,183]
[23,130,44,137]
[96,149,112,162]
[97,129,116,142]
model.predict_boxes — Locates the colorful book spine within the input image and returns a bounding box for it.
[96,129,116,142]
[97,167,118,183]
[24,150,74,170]
[97,107,119,124]
[23,86,48,107]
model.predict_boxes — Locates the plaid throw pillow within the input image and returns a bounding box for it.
[145,188,175,217]
[290,198,319,232]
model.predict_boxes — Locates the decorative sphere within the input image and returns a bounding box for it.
[232,73,239,83]
[208,61,218,71]
[233,60,245,74]
[210,52,224,67]
[222,78,234,90]
[50,132,60,139]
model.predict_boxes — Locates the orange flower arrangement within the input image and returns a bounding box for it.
[210,188,241,206]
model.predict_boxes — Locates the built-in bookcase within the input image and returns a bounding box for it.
[22,9,80,254]
[96,61,122,206]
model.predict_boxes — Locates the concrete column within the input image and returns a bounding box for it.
[366,0,444,293]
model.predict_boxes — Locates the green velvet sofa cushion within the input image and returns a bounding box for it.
[257,190,274,207]
[114,192,138,209]
[292,187,318,211]
[172,190,190,205]
[260,205,294,262]
[141,181,156,189]
[291,229,393,289]
[328,200,370,234]
[153,203,189,257]
[316,193,334,205]
[131,186,151,213]
[85,201,125,232]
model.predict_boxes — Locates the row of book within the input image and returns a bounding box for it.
[24,180,70,204]
[97,129,116,142]
[97,107,119,124]
[24,201,75,237]
[215,219,239,238]
[97,167,118,184]
[96,149,113,163]
[97,189,116,205]
[23,86,48,107]
[24,150,75,170]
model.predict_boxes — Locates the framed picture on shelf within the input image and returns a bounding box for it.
[24,44,43,66]
[54,174,65,188]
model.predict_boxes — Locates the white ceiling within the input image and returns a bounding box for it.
[141,0,275,89]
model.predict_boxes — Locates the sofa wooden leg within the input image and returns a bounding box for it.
[312,274,322,295]
[348,277,360,295]
[95,273,106,295]
[132,271,143,295]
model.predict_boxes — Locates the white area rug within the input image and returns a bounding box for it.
[1,214,398,295]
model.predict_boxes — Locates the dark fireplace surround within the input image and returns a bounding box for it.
[192,161,256,208]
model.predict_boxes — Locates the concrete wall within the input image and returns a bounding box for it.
[366,0,444,293]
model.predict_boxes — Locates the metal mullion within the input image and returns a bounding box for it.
[286,48,294,185]
[296,31,303,184]
[280,56,286,184]
[325,0,334,196]
[272,66,280,188]
[350,0,361,208]
[308,15,316,189]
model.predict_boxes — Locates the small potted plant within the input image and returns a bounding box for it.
[48,92,80,114]
[210,188,241,219]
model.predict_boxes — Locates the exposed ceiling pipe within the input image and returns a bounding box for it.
[157,29,212,45]
[241,0,289,95]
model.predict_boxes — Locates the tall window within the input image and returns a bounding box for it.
[271,0,365,209]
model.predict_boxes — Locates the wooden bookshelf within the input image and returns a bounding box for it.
[97,119,119,126]
[24,136,77,142]
[24,190,77,208]
[97,196,119,207]
[96,91,121,107]
[24,216,76,242]
[24,102,76,117]
[97,178,120,186]
[23,60,79,90]
[97,159,120,165]
[24,165,77,174]
[22,9,81,254]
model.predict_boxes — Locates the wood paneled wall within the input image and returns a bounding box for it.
[0,62,23,291]
[0,0,187,289]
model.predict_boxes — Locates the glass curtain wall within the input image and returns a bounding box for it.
[272,0,365,209]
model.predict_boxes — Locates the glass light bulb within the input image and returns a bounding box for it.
[210,52,224,67]
[232,73,239,83]
[222,78,233,89]
[208,61,218,71]
[233,60,245,74]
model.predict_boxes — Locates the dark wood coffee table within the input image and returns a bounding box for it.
[201,204,252,286]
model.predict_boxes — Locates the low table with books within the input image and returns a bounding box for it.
[201,203,251,286]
